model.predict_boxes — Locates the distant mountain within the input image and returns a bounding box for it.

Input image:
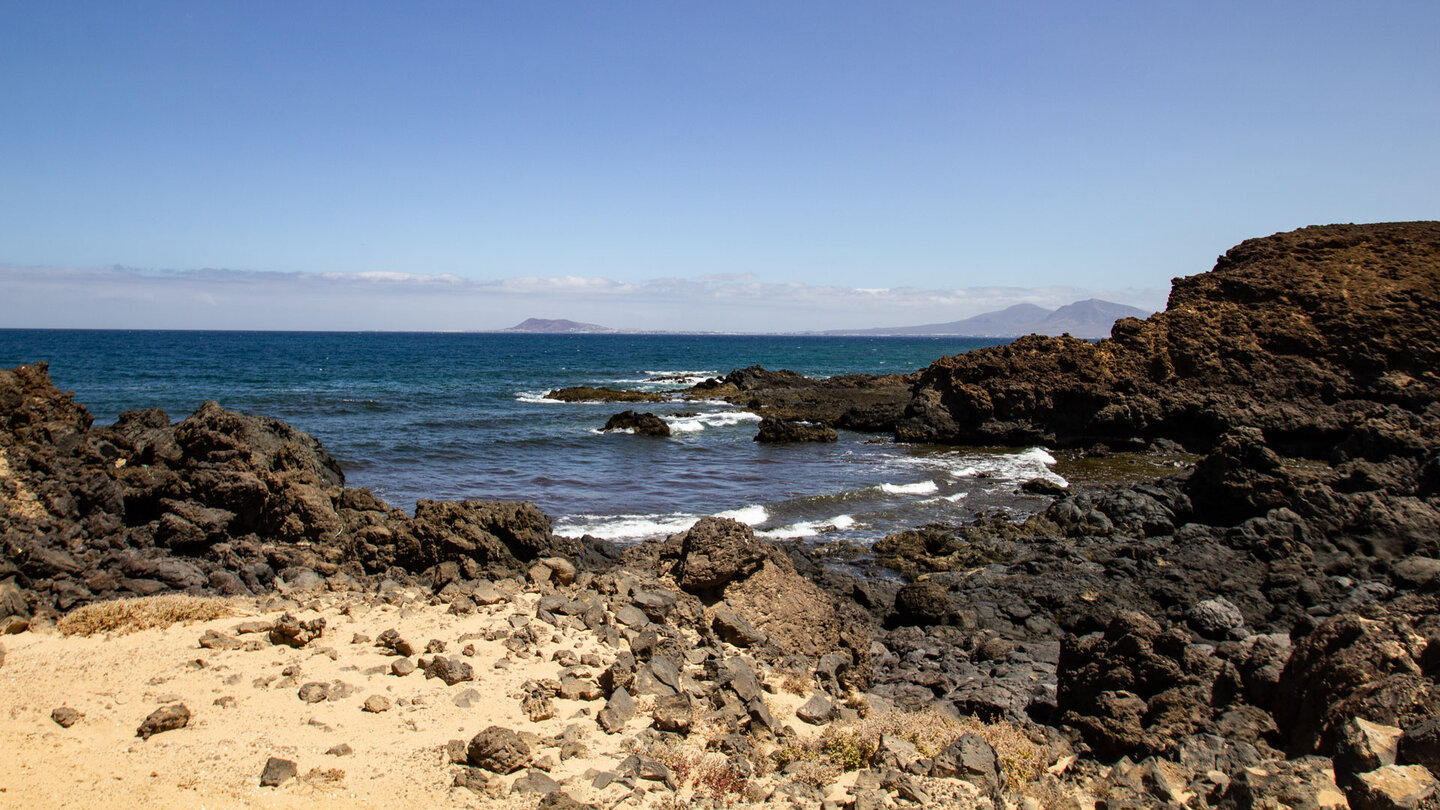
[823,298,1151,339]
[506,318,614,334]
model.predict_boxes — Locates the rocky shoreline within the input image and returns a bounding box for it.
[4,221,1440,808]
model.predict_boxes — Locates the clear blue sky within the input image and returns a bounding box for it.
[2,2,1437,331]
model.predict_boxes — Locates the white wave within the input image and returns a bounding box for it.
[878,480,940,496]
[757,514,857,540]
[664,410,763,433]
[514,392,564,404]
[949,466,981,478]
[918,492,971,505]
[1015,447,1058,466]
[589,427,634,435]
[714,504,769,525]
[553,513,698,542]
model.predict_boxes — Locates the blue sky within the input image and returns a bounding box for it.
[2,2,1437,331]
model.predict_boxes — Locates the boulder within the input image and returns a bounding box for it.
[754,418,837,443]
[602,411,671,437]
[136,704,190,740]
[466,726,531,774]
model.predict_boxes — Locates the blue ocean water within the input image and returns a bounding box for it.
[0,330,1066,543]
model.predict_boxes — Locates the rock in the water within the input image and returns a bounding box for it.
[259,757,297,787]
[602,411,671,437]
[466,726,531,774]
[136,704,190,739]
[755,418,837,443]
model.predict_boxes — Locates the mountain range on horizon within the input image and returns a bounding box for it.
[820,298,1153,338]
[505,298,1152,338]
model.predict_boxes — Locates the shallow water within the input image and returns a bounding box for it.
[0,329,1081,544]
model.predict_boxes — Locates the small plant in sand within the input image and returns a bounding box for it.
[645,727,754,803]
[58,594,235,637]
[772,705,1047,787]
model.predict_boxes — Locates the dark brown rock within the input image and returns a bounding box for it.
[466,726,531,774]
[602,411,671,437]
[259,757,297,787]
[50,707,83,728]
[897,222,1440,455]
[136,704,190,739]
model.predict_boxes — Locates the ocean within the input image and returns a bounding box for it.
[0,329,1070,544]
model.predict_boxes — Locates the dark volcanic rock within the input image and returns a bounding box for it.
[545,387,664,403]
[602,411,671,437]
[754,418,837,443]
[136,704,190,740]
[259,757,297,787]
[467,726,531,774]
[897,222,1440,455]
[1275,595,1440,755]
[660,517,767,592]
[694,365,915,432]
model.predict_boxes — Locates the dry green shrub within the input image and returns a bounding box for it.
[58,594,235,637]
[775,706,1047,787]
[646,736,753,801]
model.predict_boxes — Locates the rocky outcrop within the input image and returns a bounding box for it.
[0,364,578,618]
[753,418,837,443]
[897,222,1440,455]
[693,365,916,432]
[646,517,872,691]
[544,387,664,403]
[601,411,671,437]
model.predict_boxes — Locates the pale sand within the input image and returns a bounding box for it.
[0,586,797,809]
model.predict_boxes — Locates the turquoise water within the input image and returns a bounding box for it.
[0,330,1065,543]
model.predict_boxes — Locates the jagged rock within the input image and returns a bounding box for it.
[374,628,416,657]
[597,688,635,734]
[796,694,836,725]
[136,704,190,739]
[361,694,392,713]
[1277,600,1440,754]
[896,222,1440,454]
[651,693,693,733]
[931,733,1002,795]
[423,656,473,686]
[269,613,324,648]
[259,757,297,787]
[1348,765,1440,810]
[661,517,767,591]
[1336,718,1404,787]
[559,675,602,701]
[466,726,531,774]
[1399,718,1440,776]
[1216,757,1347,810]
[712,610,767,647]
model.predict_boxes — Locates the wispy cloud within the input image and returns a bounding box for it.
[0,265,1167,332]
